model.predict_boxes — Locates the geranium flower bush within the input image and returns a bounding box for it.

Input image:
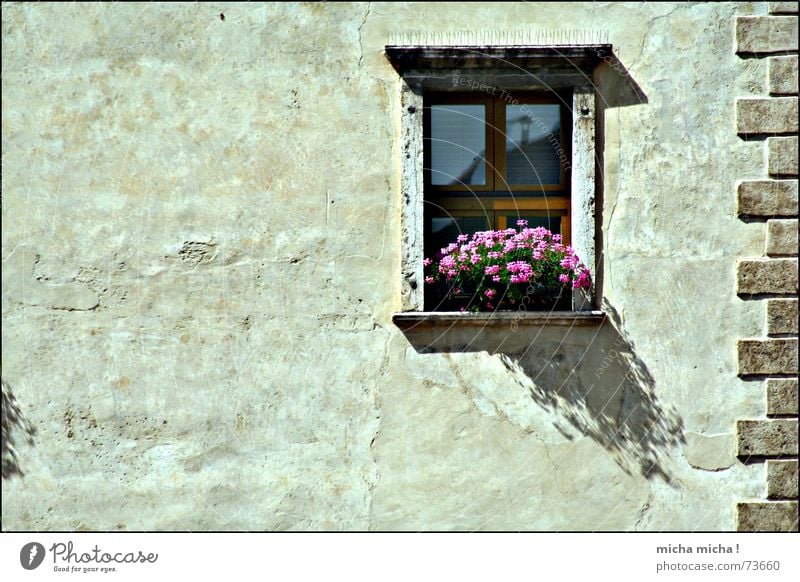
[424,220,592,311]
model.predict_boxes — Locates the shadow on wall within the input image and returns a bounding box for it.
[1,374,37,479]
[399,301,685,483]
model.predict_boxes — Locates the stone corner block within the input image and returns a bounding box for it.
[767,298,799,335]
[737,259,799,295]
[736,15,799,54]
[738,180,798,218]
[770,2,799,15]
[737,97,799,135]
[768,136,799,176]
[766,219,799,256]
[768,460,799,499]
[737,419,799,457]
[770,55,799,95]
[738,339,798,376]
[737,502,799,532]
[767,378,799,416]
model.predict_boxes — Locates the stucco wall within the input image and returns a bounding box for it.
[1,2,772,530]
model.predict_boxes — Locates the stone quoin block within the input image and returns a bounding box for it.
[766,219,799,256]
[737,419,799,457]
[737,259,799,295]
[767,298,799,335]
[736,16,799,54]
[738,339,798,376]
[769,2,799,15]
[767,378,799,416]
[738,180,798,218]
[767,460,799,500]
[737,97,799,134]
[737,502,799,532]
[770,55,799,95]
[768,136,799,176]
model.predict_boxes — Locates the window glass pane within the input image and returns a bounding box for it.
[503,214,561,234]
[430,105,486,186]
[429,216,490,253]
[505,104,562,185]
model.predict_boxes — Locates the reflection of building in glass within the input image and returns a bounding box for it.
[506,107,562,185]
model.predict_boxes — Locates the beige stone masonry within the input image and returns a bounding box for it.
[735,3,799,535]
[769,56,799,95]
[738,180,798,217]
[767,378,799,416]
[767,460,799,499]
[737,419,799,456]
[766,219,799,256]
[737,502,799,531]
[737,97,799,134]
[736,16,799,54]
[737,259,799,295]
[738,339,798,375]
[767,298,799,335]
[770,3,799,15]
[768,136,799,176]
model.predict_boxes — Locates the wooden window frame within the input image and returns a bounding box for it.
[424,92,571,194]
[423,92,573,261]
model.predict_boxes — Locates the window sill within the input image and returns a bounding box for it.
[392,310,606,330]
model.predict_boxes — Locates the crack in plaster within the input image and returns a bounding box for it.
[351,1,394,266]
[634,495,653,531]
[629,5,683,72]
[447,358,536,438]
[365,333,390,529]
[608,4,683,298]
[357,2,371,68]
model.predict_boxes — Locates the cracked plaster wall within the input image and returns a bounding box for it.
[1,2,766,530]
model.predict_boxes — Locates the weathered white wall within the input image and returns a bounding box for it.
[2,2,768,530]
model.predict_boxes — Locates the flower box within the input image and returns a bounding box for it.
[424,222,591,312]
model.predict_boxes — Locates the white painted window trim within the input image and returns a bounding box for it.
[387,46,604,313]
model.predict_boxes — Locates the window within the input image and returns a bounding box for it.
[387,46,604,314]
[424,92,573,309]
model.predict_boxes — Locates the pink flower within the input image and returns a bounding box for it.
[484,265,500,276]
[573,270,591,289]
[425,276,435,284]
[457,234,469,243]
[516,219,528,227]
[507,261,531,274]
[559,274,570,284]
[560,256,577,270]
[423,258,432,267]
[484,288,496,298]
